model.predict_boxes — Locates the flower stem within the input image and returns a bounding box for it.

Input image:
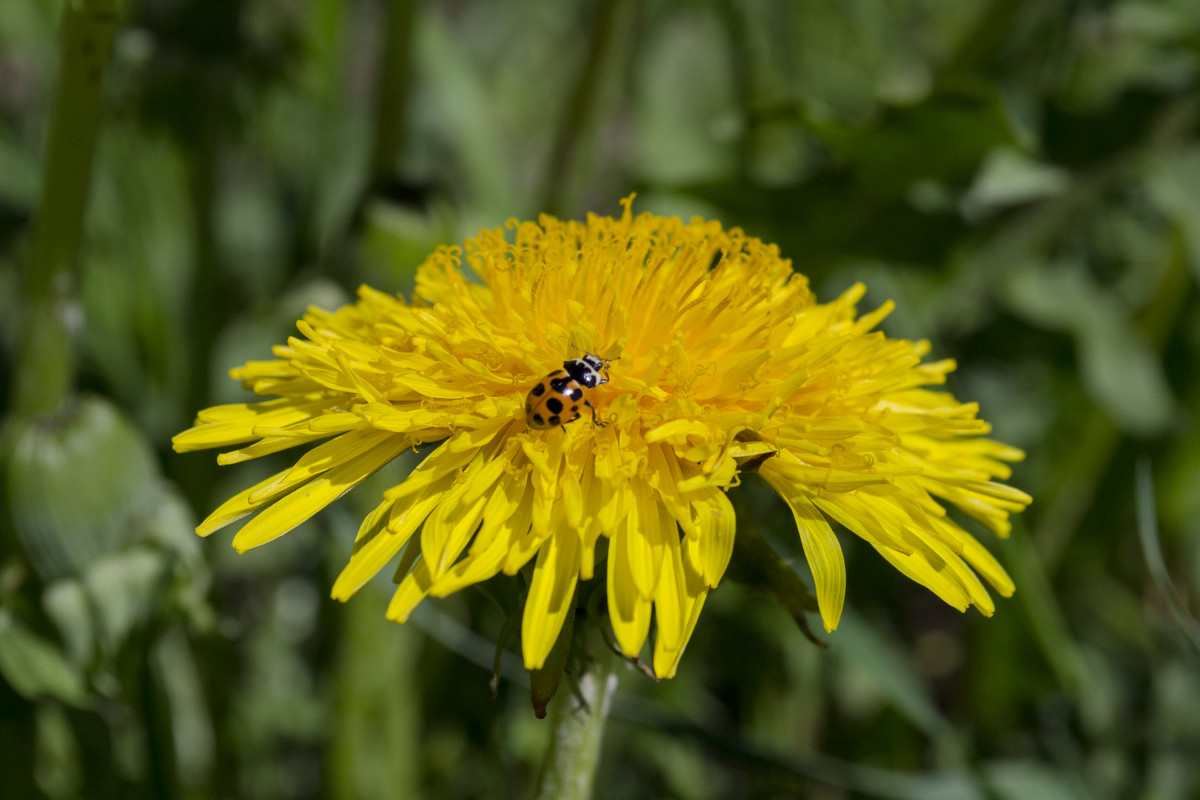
[368,0,417,186]
[12,0,120,419]
[532,642,619,800]
[537,0,630,216]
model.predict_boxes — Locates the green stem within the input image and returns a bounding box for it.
[328,590,420,800]
[12,0,120,419]
[537,0,627,216]
[532,642,619,800]
[175,139,221,512]
[368,0,417,186]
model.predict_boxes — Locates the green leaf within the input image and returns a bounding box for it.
[790,1,932,120]
[6,396,160,580]
[41,579,95,668]
[83,547,170,653]
[33,702,84,798]
[1077,317,1175,436]
[0,608,89,707]
[985,760,1090,800]
[151,626,216,790]
[960,148,1070,221]
[1145,146,1200,284]
[1001,260,1176,435]
[633,9,738,184]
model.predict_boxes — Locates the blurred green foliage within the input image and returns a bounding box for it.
[2,0,1199,798]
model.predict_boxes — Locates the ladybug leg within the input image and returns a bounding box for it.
[586,400,608,427]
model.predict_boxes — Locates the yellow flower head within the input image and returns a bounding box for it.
[174,198,1031,678]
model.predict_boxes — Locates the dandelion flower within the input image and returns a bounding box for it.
[174,198,1031,678]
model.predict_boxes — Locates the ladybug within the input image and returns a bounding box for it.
[525,353,611,429]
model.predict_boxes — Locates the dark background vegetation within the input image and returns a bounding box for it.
[2,1,1200,798]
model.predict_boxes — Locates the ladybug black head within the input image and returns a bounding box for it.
[563,354,608,388]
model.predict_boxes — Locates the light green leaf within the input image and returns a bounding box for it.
[960,148,1070,221]
[41,579,95,669]
[1145,146,1200,284]
[986,760,1091,800]
[0,609,89,707]
[634,9,738,184]
[1001,260,1176,435]
[7,396,159,580]
[1078,317,1175,436]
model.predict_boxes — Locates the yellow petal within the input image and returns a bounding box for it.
[955,526,1014,596]
[387,558,433,622]
[427,471,533,596]
[646,444,698,539]
[650,532,687,653]
[521,531,581,670]
[330,472,454,600]
[196,467,296,536]
[644,419,711,445]
[173,396,341,451]
[231,433,410,552]
[504,496,560,575]
[217,430,335,465]
[427,503,524,597]
[623,484,668,601]
[653,544,708,679]
[676,455,737,491]
[251,428,406,505]
[577,459,603,580]
[761,463,846,633]
[811,494,913,555]
[522,430,565,538]
[691,487,735,588]
[606,521,651,658]
[870,542,972,611]
[420,450,506,579]
[383,432,491,501]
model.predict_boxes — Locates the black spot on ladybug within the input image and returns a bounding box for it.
[546,397,563,414]
[530,383,546,397]
[550,377,570,393]
[568,386,583,401]
[548,415,561,427]
[570,404,578,413]
[533,413,544,425]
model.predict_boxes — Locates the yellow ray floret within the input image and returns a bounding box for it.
[174,197,1030,678]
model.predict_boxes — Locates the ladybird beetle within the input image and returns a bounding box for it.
[525,353,611,429]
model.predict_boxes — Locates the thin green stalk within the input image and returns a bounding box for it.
[532,642,619,800]
[177,140,221,512]
[12,0,120,419]
[538,0,628,216]
[1135,458,1200,656]
[368,0,417,186]
[329,589,420,800]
